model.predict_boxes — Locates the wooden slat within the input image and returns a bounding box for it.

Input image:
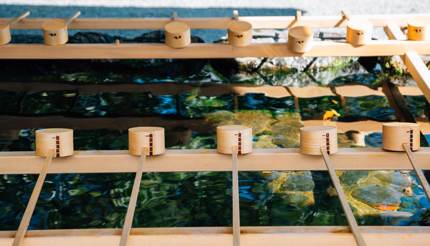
[398,86,424,96]
[302,120,430,133]
[403,52,430,103]
[0,115,428,133]
[0,226,429,246]
[289,86,334,98]
[1,41,430,59]
[384,25,430,103]
[0,148,430,174]
[0,82,422,97]
[3,14,430,30]
[334,85,384,97]
[0,82,290,97]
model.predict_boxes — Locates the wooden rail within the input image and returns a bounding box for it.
[1,41,430,59]
[0,226,429,246]
[0,82,423,97]
[0,148,429,174]
[2,14,430,30]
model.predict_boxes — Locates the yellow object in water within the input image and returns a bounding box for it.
[323,109,340,121]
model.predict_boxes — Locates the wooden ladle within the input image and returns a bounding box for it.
[0,11,30,45]
[42,11,80,46]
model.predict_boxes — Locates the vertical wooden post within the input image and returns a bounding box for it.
[119,147,148,246]
[402,143,430,200]
[231,145,240,246]
[320,148,367,246]
[12,149,54,246]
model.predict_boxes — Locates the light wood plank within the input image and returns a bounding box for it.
[334,85,384,97]
[1,41,430,59]
[0,228,430,246]
[403,52,430,103]
[0,148,430,174]
[3,14,430,30]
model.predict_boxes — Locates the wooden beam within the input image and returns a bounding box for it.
[0,82,421,97]
[0,82,291,97]
[334,85,384,97]
[403,52,430,103]
[0,148,430,174]
[1,41,430,59]
[384,25,430,103]
[0,226,429,246]
[0,116,212,131]
[3,14,430,30]
[0,115,429,133]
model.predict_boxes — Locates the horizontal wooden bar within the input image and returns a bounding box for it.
[0,148,429,174]
[0,82,422,97]
[0,226,429,246]
[1,41,430,59]
[0,82,291,97]
[0,116,212,131]
[2,14,430,30]
[0,115,429,133]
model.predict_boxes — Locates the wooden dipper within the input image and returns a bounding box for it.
[128,127,165,156]
[228,20,252,47]
[287,26,313,53]
[346,19,373,46]
[164,21,191,49]
[217,125,252,155]
[407,20,427,41]
[121,126,166,246]
[300,126,337,156]
[300,126,367,246]
[13,128,74,246]
[217,125,252,246]
[382,122,430,200]
[35,128,74,158]
[42,11,80,46]
[0,11,30,45]
[382,122,420,152]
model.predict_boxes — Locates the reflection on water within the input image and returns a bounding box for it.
[0,170,428,230]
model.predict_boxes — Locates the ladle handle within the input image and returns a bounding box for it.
[7,11,30,25]
[65,11,81,26]
[402,143,430,200]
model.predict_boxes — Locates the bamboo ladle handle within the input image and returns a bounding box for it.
[65,11,81,26]
[320,148,366,246]
[7,11,30,26]
[231,145,240,246]
[402,143,430,199]
[12,149,54,246]
[119,147,147,246]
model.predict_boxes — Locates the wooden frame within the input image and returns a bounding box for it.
[1,13,430,245]
[1,148,430,174]
[1,148,430,245]
[2,14,430,30]
[1,41,430,59]
[0,226,429,246]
